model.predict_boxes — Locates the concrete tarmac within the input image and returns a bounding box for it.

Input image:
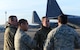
[0,28,80,50]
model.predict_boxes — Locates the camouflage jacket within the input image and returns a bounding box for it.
[34,26,51,50]
[44,24,80,50]
[4,24,17,50]
[14,28,37,50]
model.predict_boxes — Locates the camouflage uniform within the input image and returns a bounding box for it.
[14,28,37,50]
[4,24,17,50]
[34,26,51,50]
[44,24,80,50]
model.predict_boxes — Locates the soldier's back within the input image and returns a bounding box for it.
[54,24,78,50]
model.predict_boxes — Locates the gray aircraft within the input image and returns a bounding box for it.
[32,0,80,28]
[0,25,5,32]
[46,0,80,28]
[29,11,41,28]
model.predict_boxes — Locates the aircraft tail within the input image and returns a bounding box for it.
[46,0,63,18]
[32,11,41,24]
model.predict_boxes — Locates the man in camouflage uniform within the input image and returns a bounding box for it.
[14,19,37,50]
[44,14,80,50]
[34,17,51,50]
[4,15,18,50]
